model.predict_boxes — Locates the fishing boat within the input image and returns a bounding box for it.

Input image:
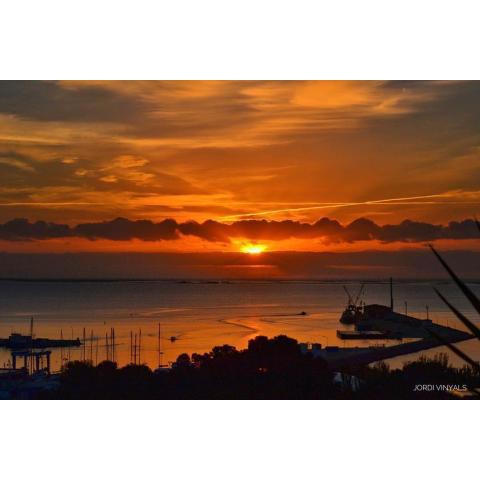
[339,284,365,324]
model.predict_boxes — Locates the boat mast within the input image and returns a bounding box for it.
[90,330,94,363]
[158,322,163,367]
[390,277,394,311]
[30,316,34,374]
[138,328,142,364]
[83,327,86,362]
[30,316,34,340]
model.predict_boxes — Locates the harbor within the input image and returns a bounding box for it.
[0,277,478,398]
[0,279,478,377]
[304,278,476,368]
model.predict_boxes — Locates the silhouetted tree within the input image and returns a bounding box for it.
[38,336,480,400]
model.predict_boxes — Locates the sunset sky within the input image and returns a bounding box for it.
[0,80,479,276]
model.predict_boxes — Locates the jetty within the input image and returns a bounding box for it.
[0,333,80,350]
[334,328,473,367]
[337,330,403,340]
[303,326,473,369]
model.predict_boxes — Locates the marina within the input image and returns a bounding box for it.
[0,277,478,399]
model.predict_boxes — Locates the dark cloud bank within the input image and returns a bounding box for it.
[0,217,478,244]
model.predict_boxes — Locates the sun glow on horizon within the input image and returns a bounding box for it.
[240,243,268,255]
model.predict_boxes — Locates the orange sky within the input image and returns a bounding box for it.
[0,81,479,256]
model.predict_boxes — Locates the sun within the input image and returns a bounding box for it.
[240,243,267,255]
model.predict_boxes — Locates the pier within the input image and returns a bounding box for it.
[337,330,403,340]
[325,278,477,367]
[330,328,474,368]
[0,333,81,350]
[11,350,52,374]
[305,322,474,369]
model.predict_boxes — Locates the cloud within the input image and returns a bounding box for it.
[0,151,36,172]
[1,81,479,229]
[0,81,147,123]
[0,81,463,151]
[74,217,179,241]
[100,175,118,183]
[74,168,88,177]
[0,218,71,240]
[0,216,478,244]
[113,154,149,169]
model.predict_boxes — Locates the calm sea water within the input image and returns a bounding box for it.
[1,279,479,371]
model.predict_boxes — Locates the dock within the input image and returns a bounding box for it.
[302,327,474,368]
[323,278,477,367]
[337,330,403,340]
[0,333,81,350]
[336,278,470,343]
[331,328,474,368]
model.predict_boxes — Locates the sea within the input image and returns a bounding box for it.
[0,279,479,372]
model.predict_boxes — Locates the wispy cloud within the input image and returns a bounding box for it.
[0,81,479,231]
